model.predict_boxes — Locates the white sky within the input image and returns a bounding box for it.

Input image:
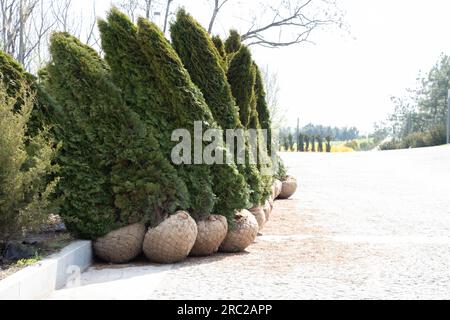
[88,0,450,133]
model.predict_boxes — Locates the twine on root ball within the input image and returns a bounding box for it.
[220,210,259,253]
[190,215,228,256]
[93,224,146,264]
[143,211,198,264]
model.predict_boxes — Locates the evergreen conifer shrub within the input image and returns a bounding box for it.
[136,17,250,219]
[211,35,227,67]
[170,10,271,208]
[98,9,215,218]
[227,46,257,129]
[0,51,61,137]
[0,80,58,243]
[224,29,242,55]
[45,32,189,239]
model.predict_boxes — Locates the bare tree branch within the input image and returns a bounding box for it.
[207,0,229,34]
[163,0,173,33]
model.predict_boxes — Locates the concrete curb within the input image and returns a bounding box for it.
[0,241,92,300]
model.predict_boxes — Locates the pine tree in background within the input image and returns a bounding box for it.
[224,29,242,55]
[326,136,332,153]
[299,133,305,152]
[45,32,189,239]
[311,136,316,152]
[288,133,294,151]
[0,51,61,137]
[98,9,218,219]
[305,135,310,152]
[317,135,324,152]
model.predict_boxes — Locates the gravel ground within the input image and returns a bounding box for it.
[50,146,450,300]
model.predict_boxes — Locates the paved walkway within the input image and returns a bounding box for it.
[50,146,450,300]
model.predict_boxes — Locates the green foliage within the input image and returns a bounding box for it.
[0,51,61,137]
[380,123,446,151]
[224,29,242,55]
[211,35,227,68]
[298,134,305,152]
[227,44,271,205]
[304,135,310,151]
[170,10,241,132]
[326,136,332,153]
[0,81,58,242]
[137,17,251,219]
[274,155,288,181]
[45,32,189,239]
[98,9,217,219]
[227,46,256,129]
[344,140,359,150]
[170,10,252,213]
[317,136,324,152]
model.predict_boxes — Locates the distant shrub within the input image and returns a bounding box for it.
[344,140,359,150]
[424,124,446,146]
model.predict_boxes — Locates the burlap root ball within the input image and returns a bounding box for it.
[220,210,259,253]
[263,200,272,222]
[93,223,146,264]
[190,215,228,256]
[249,206,266,231]
[274,180,283,199]
[278,176,298,199]
[143,211,198,264]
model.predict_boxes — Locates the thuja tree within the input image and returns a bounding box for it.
[227,46,256,129]
[98,9,215,218]
[0,80,58,243]
[211,35,227,68]
[228,45,273,204]
[170,9,265,208]
[45,32,189,239]
[254,63,272,150]
[136,17,250,219]
[225,29,242,55]
[170,9,241,135]
[0,51,61,137]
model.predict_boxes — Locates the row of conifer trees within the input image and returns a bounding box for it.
[0,8,277,240]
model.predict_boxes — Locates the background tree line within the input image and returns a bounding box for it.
[372,54,449,150]
[277,123,361,152]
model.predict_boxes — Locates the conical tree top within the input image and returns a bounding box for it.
[225,29,242,55]
[227,45,257,129]
[170,9,241,130]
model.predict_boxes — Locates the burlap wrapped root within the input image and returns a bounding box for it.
[273,180,283,199]
[143,211,198,264]
[190,215,228,256]
[220,210,259,253]
[93,223,146,263]
[249,206,266,231]
[279,176,298,199]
